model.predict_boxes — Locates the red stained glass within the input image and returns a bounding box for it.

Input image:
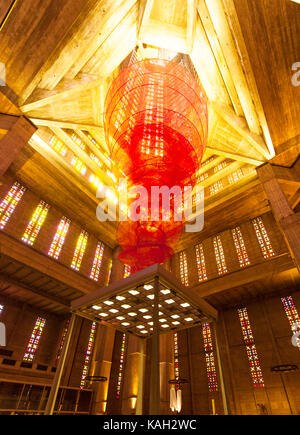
[202,323,218,392]
[238,308,265,388]
[104,59,208,272]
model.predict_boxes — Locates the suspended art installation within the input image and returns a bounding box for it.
[104,59,208,272]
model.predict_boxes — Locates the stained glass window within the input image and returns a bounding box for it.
[195,243,207,282]
[210,181,224,196]
[238,308,265,388]
[90,153,102,168]
[71,133,86,150]
[281,296,300,350]
[0,182,26,230]
[23,317,46,362]
[252,217,274,259]
[228,169,243,185]
[90,242,105,281]
[232,226,250,267]
[202,323,218,392]
[49,136,67,157]
[80,322,97,389]
[201,156,214,168]
[87,134,101,151]
[197,172,209,183]
[179,251,189,286]
[214,161,227,173]
[123,265,131,278]
[117,333,127,399]
[106,260,112,286]
[174,332,180,390]
[213,236,227,275]
[22,201,50,246]
[71,156,87,175]
[71,230,88,271]
[48,217,70,260]
[89,174,103,189]
[55,319,70,365]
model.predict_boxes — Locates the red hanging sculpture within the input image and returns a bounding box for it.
[104,59,208,272]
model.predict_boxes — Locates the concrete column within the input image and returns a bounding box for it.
[91,325,116,415]
[121,335,144,415]
[0,115,36,175]
[257,163,300,272]
[136,339,146,415]
[149,275,160,414]
[160,333,174,414]
[109,246,123,284]
[212,322,230,415]
[44,313,76,415]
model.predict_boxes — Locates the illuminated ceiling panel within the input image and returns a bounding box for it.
[71,264,217,337]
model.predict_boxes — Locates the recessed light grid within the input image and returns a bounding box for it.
[82,280,205,337]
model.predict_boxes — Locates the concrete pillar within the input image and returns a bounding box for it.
[91,325,116,415]
[121,335,144,415]
[0,115,37,175]
[44,313,76,415]
[257,163,300,272]
[212,322,230,415]
[109,246,123,284]
[160,333,174,414]
[136,339,146,415]
[149,275,160,414]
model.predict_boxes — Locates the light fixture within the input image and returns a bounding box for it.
[117,316,125,321]
[129,290,140,295]
[122,322,130,326]
[161,289,170,295]
[148,322,154,326]
[129,396,137,410]
[109,309,119,314]
[161,324,170,328]
[116,295,126,301]
[139,308,148,313]
[147,294,155,300]
[104,300,114,306]
[165,299,175,304]
[143,315,152,319]
[181,303,190,308]
[128,312,137,317]
[171,315,180,319]
[185,317,193,322]
[122,304,131,309]
[144,284,153,290]
[141,330,148,334]
[159,319,167,323]
[172,321,180,325]
[92,305,101,310]
[136,325,144,329]
[99,313,108,317]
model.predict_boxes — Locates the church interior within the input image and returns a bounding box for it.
[0,0,299,415]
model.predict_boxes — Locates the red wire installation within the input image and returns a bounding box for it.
[104,59,208,272]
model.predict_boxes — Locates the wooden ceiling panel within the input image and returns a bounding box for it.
[82,2,139,76]
[0,0,91,98]
[232,0,300,149]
